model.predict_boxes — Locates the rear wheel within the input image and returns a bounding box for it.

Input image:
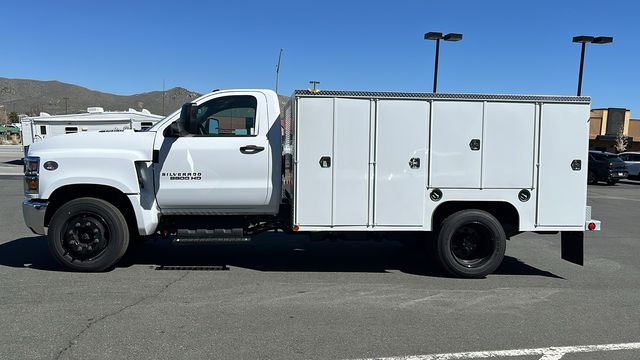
[48,198,129,272]
[606,179,618,185]
[436,210,506,278]
[587,171,597,185]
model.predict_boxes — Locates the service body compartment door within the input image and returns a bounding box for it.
[537,103,589,226]
[430,101,483,188]
[295,98,334,226]
[333,98,371,226]
[482,102,536,188]
[375,100,429,226]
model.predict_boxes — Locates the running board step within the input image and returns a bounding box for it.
[173,228,250,244]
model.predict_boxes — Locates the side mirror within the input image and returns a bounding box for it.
[165,103,197,137]
[182,102,199,134]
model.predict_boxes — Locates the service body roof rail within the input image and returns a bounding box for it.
[293,90,591,104]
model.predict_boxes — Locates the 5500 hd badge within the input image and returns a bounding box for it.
[161,172,202,180]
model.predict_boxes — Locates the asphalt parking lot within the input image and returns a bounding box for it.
[1,151,639,359]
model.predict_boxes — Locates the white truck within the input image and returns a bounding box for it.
[22,89,600,277]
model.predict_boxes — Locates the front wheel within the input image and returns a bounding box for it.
[606,179,618,185]
[588,171,597,185]
[48,198,129,272]
[435,210,506,278]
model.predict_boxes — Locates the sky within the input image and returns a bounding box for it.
[2,0,638,115]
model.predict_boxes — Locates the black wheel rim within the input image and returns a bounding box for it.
[61,213,110,261]
[450,221,495,268]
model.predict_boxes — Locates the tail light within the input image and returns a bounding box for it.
[608,163,614,169]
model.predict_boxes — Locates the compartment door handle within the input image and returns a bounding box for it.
[319,156,331,168]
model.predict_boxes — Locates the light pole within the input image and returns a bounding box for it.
[424,32,462,93]
[572,35,613,96]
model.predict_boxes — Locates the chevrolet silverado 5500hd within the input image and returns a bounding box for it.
[22,89,601,277]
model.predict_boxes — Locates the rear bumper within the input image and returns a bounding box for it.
[608,170,628,179]
[22,200,48,235]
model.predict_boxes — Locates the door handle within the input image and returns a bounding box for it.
[240,145,265,154]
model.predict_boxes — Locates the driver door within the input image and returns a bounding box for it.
[154,92,271,212]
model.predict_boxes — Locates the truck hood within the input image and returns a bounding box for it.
[27,130,156,161]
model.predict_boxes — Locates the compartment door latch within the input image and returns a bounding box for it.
[469,139,481,151]
[319,156,331,168]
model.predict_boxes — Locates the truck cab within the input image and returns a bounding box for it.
[23,89,282,271]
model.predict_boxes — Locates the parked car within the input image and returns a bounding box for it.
[618,152,640,180]
[588,150,628,185]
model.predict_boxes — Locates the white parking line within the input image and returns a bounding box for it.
[349,342,640,360]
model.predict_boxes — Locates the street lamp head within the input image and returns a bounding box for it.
[425,32,443,40]
[443,33,463,42]
[573,35,594,43]
[593,36,613,44]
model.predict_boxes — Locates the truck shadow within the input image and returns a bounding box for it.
[0,235,562,278]
[3,159,23,166]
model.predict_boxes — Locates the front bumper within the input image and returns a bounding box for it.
[22,200,48,235]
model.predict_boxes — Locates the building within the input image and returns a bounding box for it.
[589,108,640,152]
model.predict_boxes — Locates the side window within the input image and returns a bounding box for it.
[40,125,47,135]
[632,154,640,161]
[65,127,78,134]
[192,95,257,136]
[619,154,628,161]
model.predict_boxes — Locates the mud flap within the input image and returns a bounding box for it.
[561,231,584,266]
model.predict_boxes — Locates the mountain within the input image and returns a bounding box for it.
[0,77,290,119]
[0,77,201,116]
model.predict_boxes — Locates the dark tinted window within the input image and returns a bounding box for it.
[590,152,623,161]
[607,155,624,162]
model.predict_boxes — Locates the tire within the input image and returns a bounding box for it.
[606,179,618,185]
[48,197,130,272]
[587,171,597,185]
[435,210,506,278]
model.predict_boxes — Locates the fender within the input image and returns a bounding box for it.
[27,131,156,199]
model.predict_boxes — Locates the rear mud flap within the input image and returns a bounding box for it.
[561,231,584,266]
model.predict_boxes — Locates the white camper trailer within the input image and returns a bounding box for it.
[21,107,163,150]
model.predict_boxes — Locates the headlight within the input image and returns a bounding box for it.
[24,156,40,175]
[24,156,40,195]
[24,175,39,194]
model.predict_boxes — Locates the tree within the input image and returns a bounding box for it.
[8,112,19,123]
[614,128,628,153]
